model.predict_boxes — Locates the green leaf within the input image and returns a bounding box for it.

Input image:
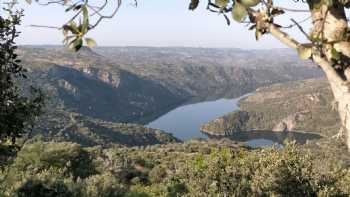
[215,0,229,8]
[240,0,260,7]
[85,38,97,48]
[189,0,200,10]
[297,44,313,60]
[68,38,83,51]
[74,38,83,51]
[63,22,80,35]
[331,48,340,60]
[82,5,89,34]
[232,2,248,22]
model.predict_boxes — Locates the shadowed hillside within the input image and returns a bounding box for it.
[18,46,324,147]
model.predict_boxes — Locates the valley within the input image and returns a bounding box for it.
[4,46,350,196]
[18,46,324,147]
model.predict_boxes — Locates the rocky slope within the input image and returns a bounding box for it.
[201,78,339,137]
[19,46,183,146]
[20,46,323,124]
[33,109,179,147]
[20,47,184,124]
[96,47,322,99]
[18,46,324,147]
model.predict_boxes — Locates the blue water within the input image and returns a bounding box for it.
[147,95,249,140]
[147,93,318,148]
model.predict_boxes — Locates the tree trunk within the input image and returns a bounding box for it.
[266,3,350,149]
[330,80,350,148]
[310,4,350,149]
[312,55,350,150]
[339,95,350,149]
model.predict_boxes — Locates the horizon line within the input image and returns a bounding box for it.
[18,44,291,50]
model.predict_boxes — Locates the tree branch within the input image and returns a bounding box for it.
[267,23,346,89]
[268,23,299,49]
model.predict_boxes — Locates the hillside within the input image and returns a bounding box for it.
[33,109,179,147]
[20,46,323,123]
[1,138,350,196]
[96,47,322,99]
[19,47,184,124]
[17,46,324,147]
[201,78,339,138]
[3,47,350,196]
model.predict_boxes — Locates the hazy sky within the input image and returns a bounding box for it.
[17,0,310,49]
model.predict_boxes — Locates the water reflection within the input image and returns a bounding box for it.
[144,91,322,148]
[206,130,323,148]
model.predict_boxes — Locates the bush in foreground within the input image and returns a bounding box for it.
[0,140,349,196]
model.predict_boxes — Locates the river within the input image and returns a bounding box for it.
[147,96,246,140]
[147,93,322,148]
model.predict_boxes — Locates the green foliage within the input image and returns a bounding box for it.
[232,3,248,22]
[84,173,127,197]
[178,143,350,196]
[0,9,44,147]
[215,0,229,8]
[188,0,199,10]
[15,178,73,197]
[1,140,350,196]
[149,165,167,184]
[61,3,92,51]
[240,0,260,7]
[8,141,96,181]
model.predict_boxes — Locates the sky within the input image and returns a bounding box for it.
[16,0,311,49]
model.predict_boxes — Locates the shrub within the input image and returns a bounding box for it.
[83,173,127,197]
[179,143,350,196]
[15,178,73,197]
[1,140,350,196]
[10,141,96,179]
[149,165,167,184]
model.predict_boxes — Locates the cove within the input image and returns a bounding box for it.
[147,96,247,140]
[146,93,322,148]
[146,93,282,147]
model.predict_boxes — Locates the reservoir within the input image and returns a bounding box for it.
[147,93,321,148]
[147,96,246,140]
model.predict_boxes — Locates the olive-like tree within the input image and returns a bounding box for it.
[24,0,350,150]
[196,0,350,150]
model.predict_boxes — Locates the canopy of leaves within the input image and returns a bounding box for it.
[0,9,44,146]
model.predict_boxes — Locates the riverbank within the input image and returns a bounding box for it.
[200,78,339,139]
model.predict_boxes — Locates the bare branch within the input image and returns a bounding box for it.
[276,6,309,13]
[268,23,299,49]
[290,18,310,40]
